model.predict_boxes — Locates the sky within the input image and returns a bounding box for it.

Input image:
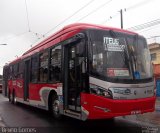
[0,0,160,74]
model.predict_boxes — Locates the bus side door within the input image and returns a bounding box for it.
[24,59,30,101]
[63,35,87,112]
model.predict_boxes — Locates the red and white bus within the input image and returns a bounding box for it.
[2,23,156,120]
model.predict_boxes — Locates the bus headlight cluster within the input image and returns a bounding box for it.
[90,84,112,99]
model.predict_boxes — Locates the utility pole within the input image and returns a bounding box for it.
[120,9,123,29]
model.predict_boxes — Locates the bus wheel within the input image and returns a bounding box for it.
[11,91,17,104]
[8,92,11,102]
[51,95,61,119]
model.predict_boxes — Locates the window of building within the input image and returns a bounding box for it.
[31,55,39,82]
[151,53,156,61]
[39,51,49,82]
[49,45,61,82]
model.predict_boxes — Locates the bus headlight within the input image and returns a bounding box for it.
[90,84,112,99]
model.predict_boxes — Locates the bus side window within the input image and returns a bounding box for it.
[18,62,24,79]
[49,45,61,82]
[31,55,39,82]
[39,51,49,82]
[13,64,18,79]
[9,66,13,79]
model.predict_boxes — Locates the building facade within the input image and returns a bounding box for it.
[149,43,160,64]
[149,43,160,97]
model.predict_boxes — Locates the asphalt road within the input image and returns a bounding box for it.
[0,94,159,133]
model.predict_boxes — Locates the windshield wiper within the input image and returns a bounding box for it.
[109,30,129,60]
[132,35,138,70]
[125,34,140,79]
[109,30,134,79]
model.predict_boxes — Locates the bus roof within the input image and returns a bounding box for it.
[8,23,138,65]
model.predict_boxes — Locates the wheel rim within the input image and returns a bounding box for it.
[52,100,60,116]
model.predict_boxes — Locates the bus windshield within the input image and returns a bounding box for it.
[89,29,153,83]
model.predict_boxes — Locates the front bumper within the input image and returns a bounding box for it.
[81,93,156,119]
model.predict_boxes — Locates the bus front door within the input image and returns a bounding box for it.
[24,60,30,101]
[64,42,86,112]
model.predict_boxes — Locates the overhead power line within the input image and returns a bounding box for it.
[44,0,95,36]
[0,32,28,43]
[0,0,46,44]
[101,12,119,24]
[30,31,45,39]
[101,0,154,25]
[126,0,153,11]
[147,36,160,43]
[25,0,31,32]
[127,18,160,31]
[147,36,160,39]
[77,0,112,22]
[0,31,44,44]
[138,24,160,33]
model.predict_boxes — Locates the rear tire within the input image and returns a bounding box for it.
[8,91,11,102]
[10,92,14,104]
[11,91,17,104]
[51,95,62,119]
